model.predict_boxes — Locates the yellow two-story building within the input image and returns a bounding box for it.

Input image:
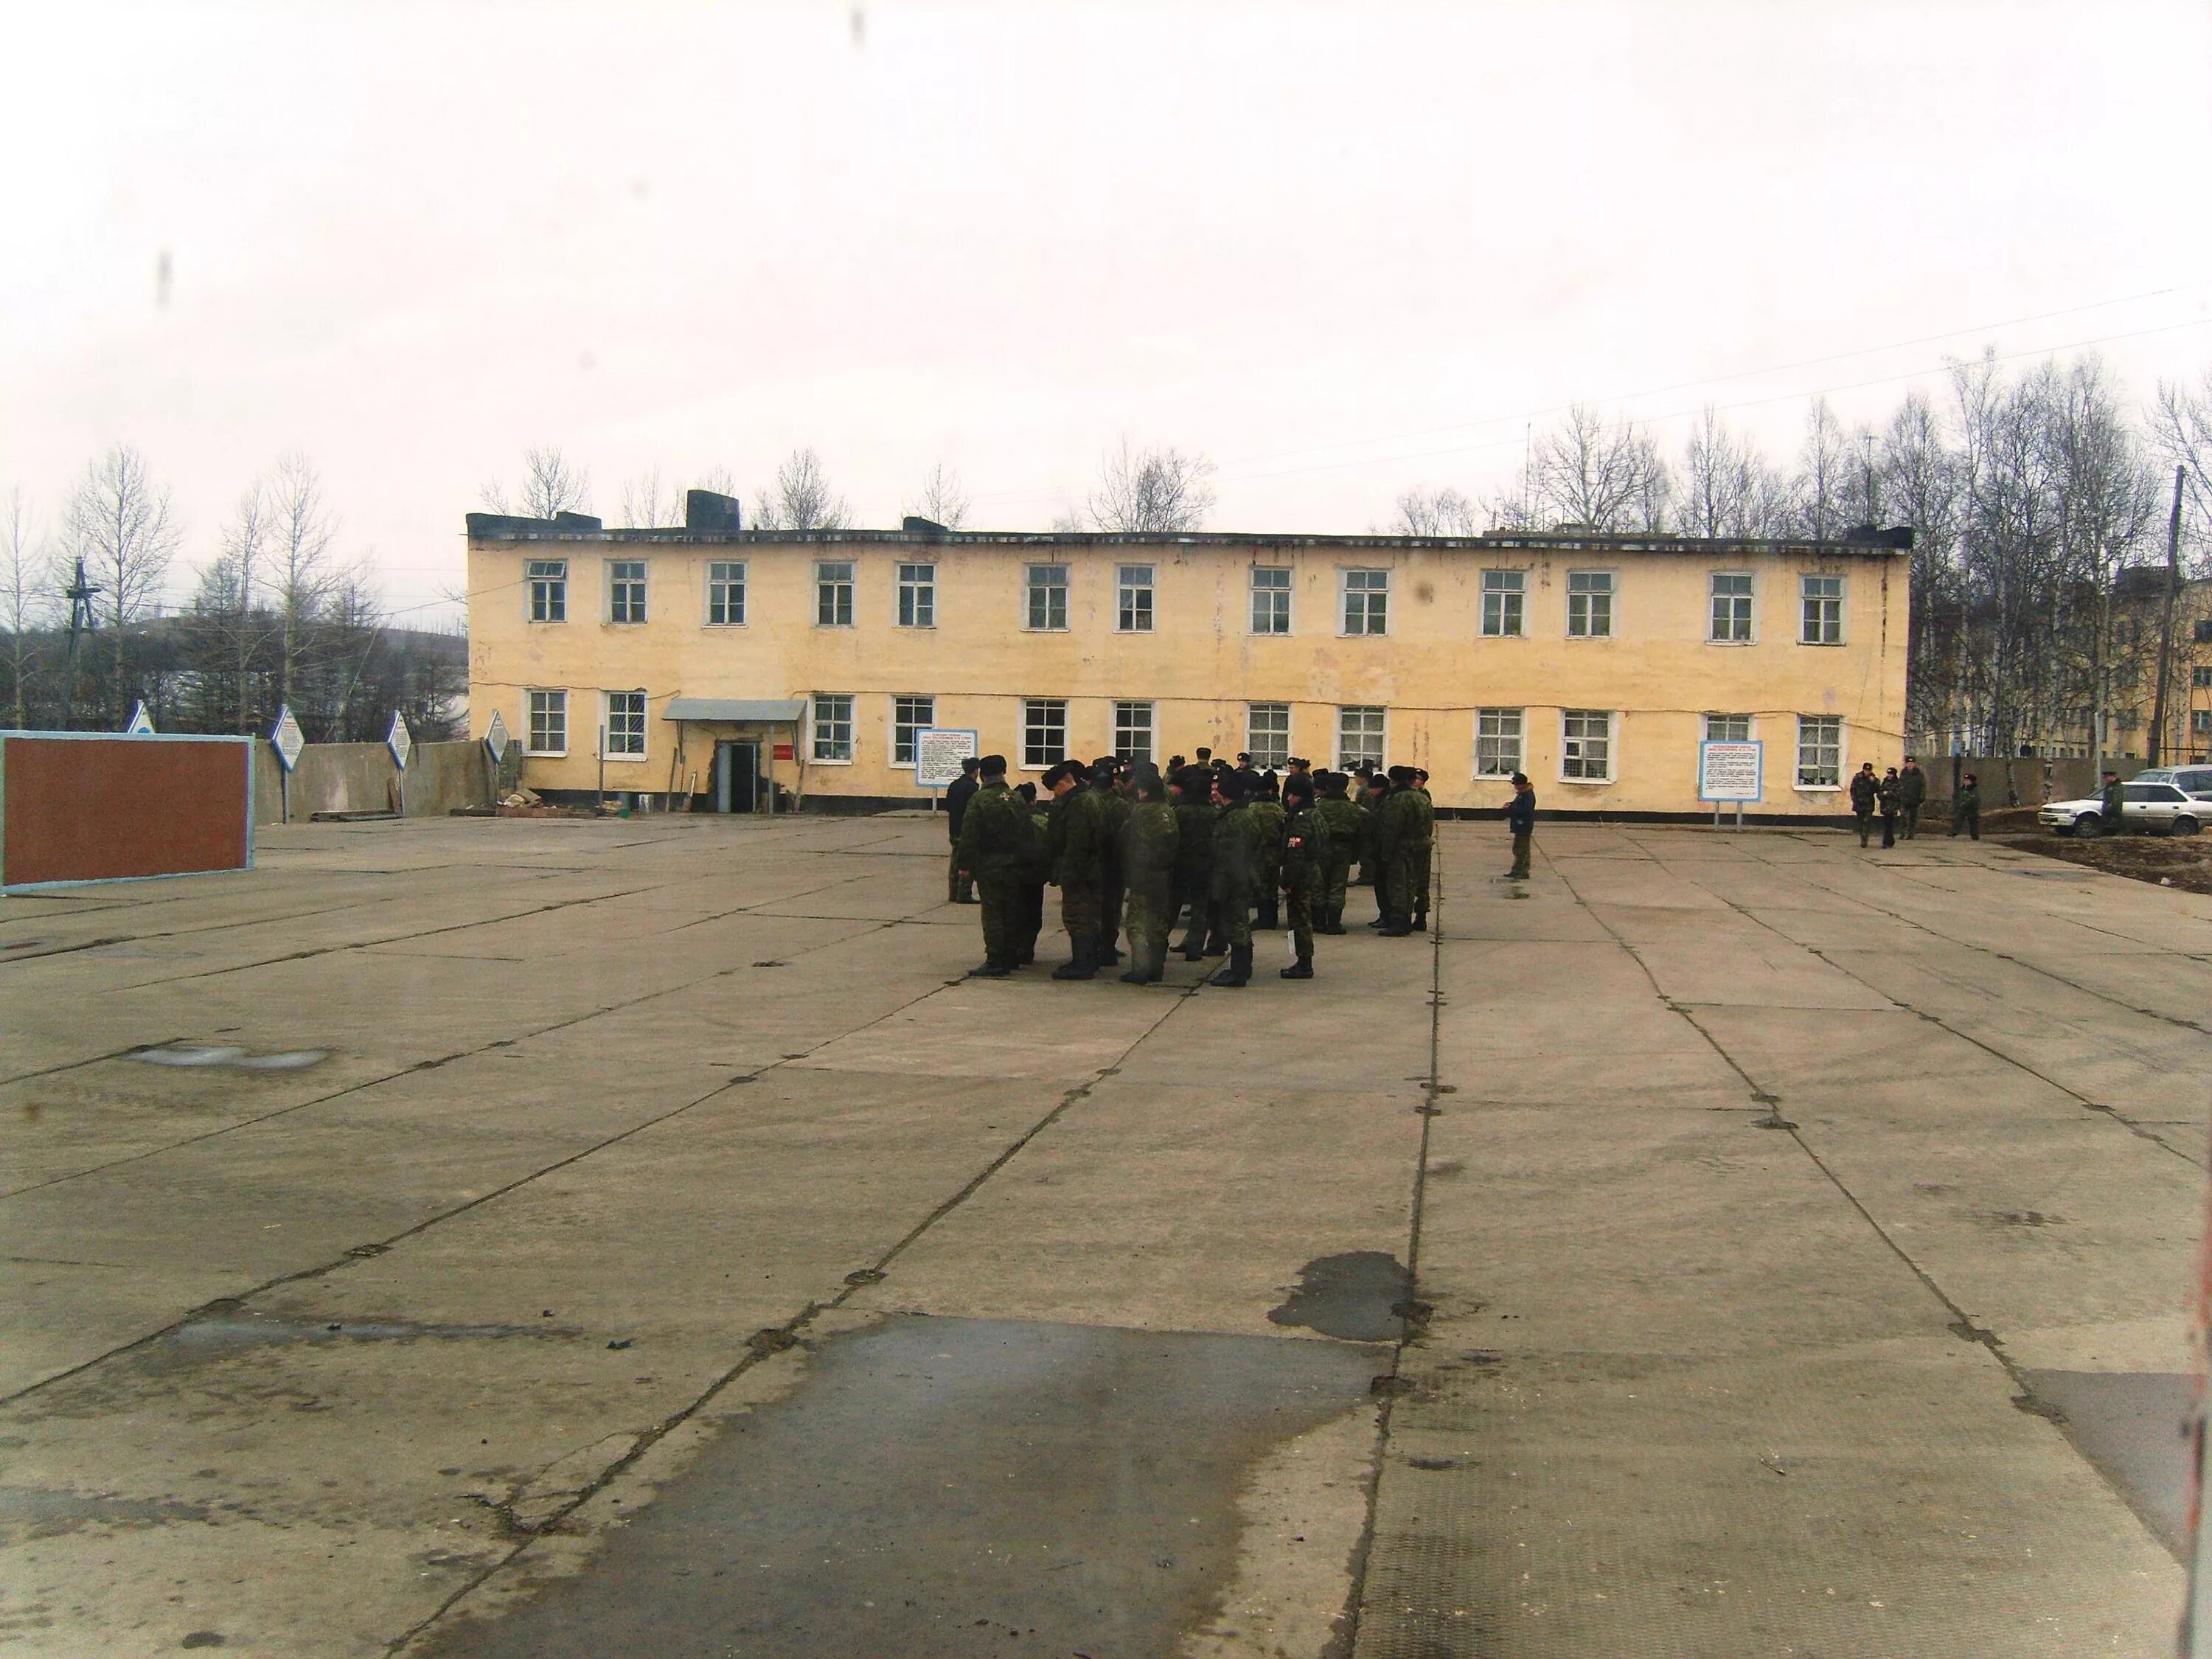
[465,495,1908,818]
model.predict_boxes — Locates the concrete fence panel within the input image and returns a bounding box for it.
[254,739,493,824]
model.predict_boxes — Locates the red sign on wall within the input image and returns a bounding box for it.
[773,743,794,761]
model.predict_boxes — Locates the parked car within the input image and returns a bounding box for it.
[2039,782,2205,837]
[2126,766,2212,799]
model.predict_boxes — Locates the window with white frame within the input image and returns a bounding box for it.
[1247,703,1291,768]
[527,560,567,623]
[706,560,745,625]
[1475,708,1523,777]
[1560,709,1614,780]
[1710,572,1753,642]
[1022,698,1067,768]
[815,561,855,627]
[1795,715,1842,787]
[1481,570,1525,638]
[1025,564,1069,631]
[604,690,647,757]
[1338,705,1386,770]
[608,560,647,624]
[1567,571,1614,638]
[526,689,567,754]
[1341,569,1389,636]
[897,563,935,628]
[1801,575,1844,644]
[2194,666,2212,689]
[2195,710,2212,736]
[1251,566,1292,634]
[1115,565,1155,633]
[891,695,934,765]
[812,693,855,762]
[1703,713,1753,743]
[1113,700,1155,762]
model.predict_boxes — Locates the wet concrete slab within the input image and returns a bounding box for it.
[419,1315,1381,1659]
[2025,1370,2195,1555]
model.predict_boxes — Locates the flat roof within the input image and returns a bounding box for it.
[466,515,1913,557]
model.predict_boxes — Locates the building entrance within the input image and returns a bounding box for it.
[713,741,760,813]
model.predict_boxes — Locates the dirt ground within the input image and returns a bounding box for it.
[1924,802,2212,894]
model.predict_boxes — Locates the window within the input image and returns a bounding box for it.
[1022,698,1067,768]
[891,695,934,765]
[1116,565,1155,633]
[812,693,855,762]
[608,560,647,624]
[1475,708,1523,777]
[2196,710,2212,736]
[1710,573,1754,642]
[1341,569,1389,636]
[1025,564,1069,631]
[604,690,646,758]
[1337,706,1385,770]
[1251,566,1292,634]
[815,561,855,627]
[2126,783,2186,803]
[1247,703,1290,768]
[1703,713,1753,743]
[2196,620,2212,645]
[527,560,568,624]
[706,560,745,626]
[1113,700,1155,762]
[1481,570,1525,638]
[1802,575,1844,644]
[2192,666,2212,689]
[897,563,935,628]
[526,689,567,755]
[1560,709,1614,781]
[1567,571,1614,639]
[1795,716,1842,787]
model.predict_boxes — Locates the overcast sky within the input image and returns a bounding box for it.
[4,0,2211,625]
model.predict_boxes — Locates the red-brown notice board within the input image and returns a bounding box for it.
[1,734,254,890]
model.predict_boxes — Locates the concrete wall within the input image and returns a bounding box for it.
[467,528,1909,817]
[1919,757,2100,807]
[254,740,492,824]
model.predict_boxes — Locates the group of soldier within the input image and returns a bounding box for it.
[946,748,1438,987]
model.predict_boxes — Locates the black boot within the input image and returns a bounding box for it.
[1052,933,1098,981]
[1256,895,1279,931]
[1210,942,1253,987]
[1141,941,1166,983]
[1380,914,1413,937]
[968,959,1012,978]
[955,876,977,904]
[1411,906,1427,933]
[1279,953,1313,979]
[1202,928,1227,957]
[1098,936,1122,967]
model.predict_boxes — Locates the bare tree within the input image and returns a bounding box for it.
[2152,368,2212,571]
[909,462,971,529]
[1794,397,1851,540]
[1086,439,1217,533]
[751,448,850,531]
[267,453,340,709]
[1522,406,1669,532]
[216,481,271,731]
[1880,390,1965,745]
[694,463,740,500]
[1675,406,1792,538]
[482,446,591,520]
[619,467,680,528]
[0,487,47,730]
[1389,487,1477,536]
[66,444,180,727]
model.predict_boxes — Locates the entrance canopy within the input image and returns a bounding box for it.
[662,698,807,723]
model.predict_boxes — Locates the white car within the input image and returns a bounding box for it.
[2039,782,2205,838]
[2126,765,2212,799]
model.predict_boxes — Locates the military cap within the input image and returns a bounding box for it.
[978,754,1008,776]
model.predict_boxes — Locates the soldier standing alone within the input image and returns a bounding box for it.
[1949,772,1981,841]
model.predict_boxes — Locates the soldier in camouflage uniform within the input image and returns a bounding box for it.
[1093,758,1131,967]
[1407,766,1436,932]
[1277,772,1323,979]
[1206,769,1269,987]
[1248,772,1286,932]
[1349,766,1380,888]
[1045,759,1109,979]
[1309,771,1360,933]
[1017,782,1050,964]
[1172,766,1217,960]
[954,755,1029,976]
[1117,768,1179,984]
[1375,767,1420,936]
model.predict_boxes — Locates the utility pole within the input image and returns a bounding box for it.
[62,558,100,729]
[2151,466,2184,768]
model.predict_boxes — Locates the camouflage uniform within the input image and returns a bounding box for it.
[1279,800,1323,969]
[1047,784,1108,946]
[1248,795,1286,930]
[1406,784,1436,926]
[1096,783,1133,962]
[1208,799,1269,947]
[1118,799,1180,980]
[1018,802,1051,962]
[1172,779,1217,955]
[1311,790,1363,931]
[954,782,1031,969]
[1373,785,1412,926]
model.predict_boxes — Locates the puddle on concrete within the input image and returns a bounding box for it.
[128,1044,329,1071]
[2023,1369,2192,1556]
[0,1486,212,1537]
[420,1315,1380,1659]
[1267,1252,1411,1342]
[164,1308,563,1354]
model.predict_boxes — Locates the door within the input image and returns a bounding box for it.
[713,741,759,813]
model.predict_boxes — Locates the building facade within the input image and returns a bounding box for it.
[466,503,1909,817]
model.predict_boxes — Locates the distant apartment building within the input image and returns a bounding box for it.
[465,493,1910,817]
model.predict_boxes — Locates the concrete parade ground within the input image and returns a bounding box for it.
[3,811,2208,1658]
